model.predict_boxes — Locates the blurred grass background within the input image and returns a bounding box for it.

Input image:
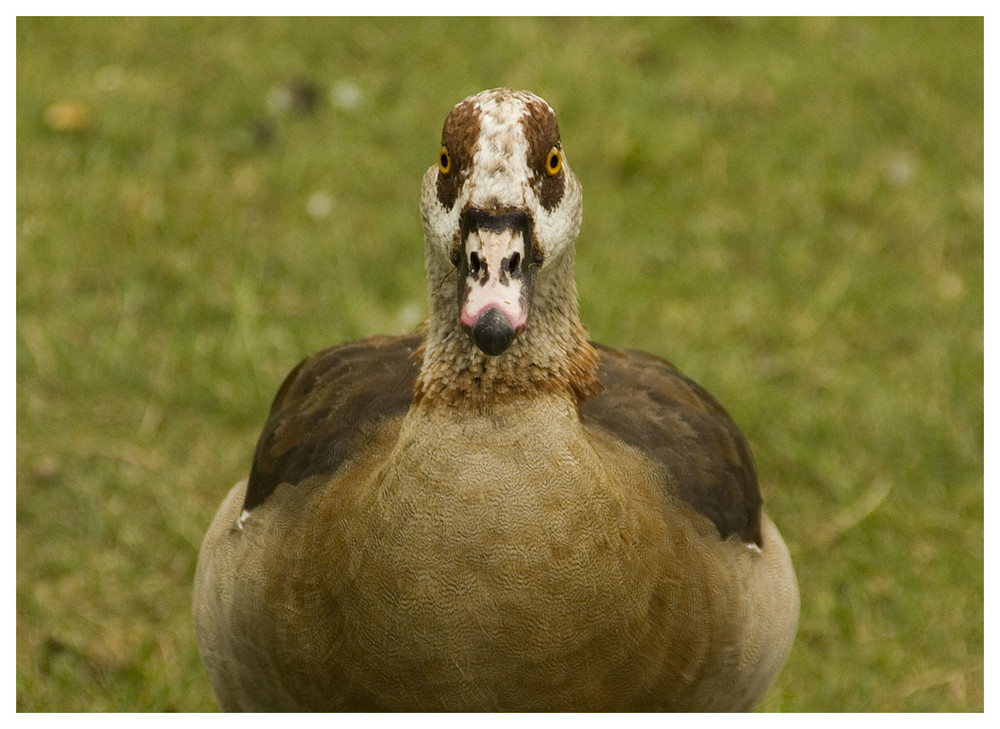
[16,17,983,711]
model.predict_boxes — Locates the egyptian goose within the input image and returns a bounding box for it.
[193,88,799,712]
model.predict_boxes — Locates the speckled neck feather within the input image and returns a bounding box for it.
[413,246,601,411]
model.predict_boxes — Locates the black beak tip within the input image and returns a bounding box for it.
[471,308,516,356]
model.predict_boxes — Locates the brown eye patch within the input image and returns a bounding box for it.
[521,97,565,211]
[436,99,481,210]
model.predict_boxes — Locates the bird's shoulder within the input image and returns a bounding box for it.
[243,333,422,512]
[580,344,763,545]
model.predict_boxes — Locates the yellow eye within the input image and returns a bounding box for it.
[545,146,562,176]
[437,146,452,175]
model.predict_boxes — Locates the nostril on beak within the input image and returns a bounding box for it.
[507,251,521,274]
[469,251,482,276]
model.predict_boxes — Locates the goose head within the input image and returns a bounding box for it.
[420,88,583,357]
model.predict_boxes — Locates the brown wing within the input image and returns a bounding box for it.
[580,344,763,546]
[242,334,423,513]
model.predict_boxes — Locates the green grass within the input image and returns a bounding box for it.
[16,17,983,712]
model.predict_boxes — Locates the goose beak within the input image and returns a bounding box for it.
[457,209,537,356]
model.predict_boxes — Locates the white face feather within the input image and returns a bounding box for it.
[465,93,534,212]
[420,89,582,273]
